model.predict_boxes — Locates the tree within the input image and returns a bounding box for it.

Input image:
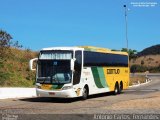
[0,29,22,60]
[0,30,13,59]
[0,30,12,47]
[121,48,137,60]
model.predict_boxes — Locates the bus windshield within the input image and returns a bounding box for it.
[37,60,72,84]
[37,50,73,84]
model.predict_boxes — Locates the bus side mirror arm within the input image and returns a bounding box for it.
[29,58,38,71]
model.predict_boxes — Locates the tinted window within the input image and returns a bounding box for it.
[73,51,82,85]
[84,51,128,67]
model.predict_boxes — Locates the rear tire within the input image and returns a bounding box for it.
[82,87,88,100]
[114,83,120,95]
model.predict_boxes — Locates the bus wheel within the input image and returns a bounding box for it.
[114,83,120,95]
[119,82,123,94]
[82,87,88,100]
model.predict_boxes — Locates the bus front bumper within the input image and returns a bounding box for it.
[36,88,78,98]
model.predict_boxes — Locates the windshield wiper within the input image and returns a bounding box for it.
[42,77,50,84]
[37,77,50,84]
[42,78,46,84]
[51,76,57,83]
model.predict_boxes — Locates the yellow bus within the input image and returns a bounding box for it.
[29,46,129,100]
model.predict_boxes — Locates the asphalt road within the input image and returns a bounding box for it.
[0,76,160,120]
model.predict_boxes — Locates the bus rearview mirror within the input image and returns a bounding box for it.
[29,58,38,71]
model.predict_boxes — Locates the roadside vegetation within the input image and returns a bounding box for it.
[130,45,160,73]
[0,29,38,87]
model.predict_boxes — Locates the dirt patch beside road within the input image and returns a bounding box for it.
[130,75,146,86]
[110,92,160,110]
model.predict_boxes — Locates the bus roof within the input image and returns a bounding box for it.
[41,47,83,51]
[41,46,128,56]
[79,46,128,56]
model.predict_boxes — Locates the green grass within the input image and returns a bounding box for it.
[0,48,38,87]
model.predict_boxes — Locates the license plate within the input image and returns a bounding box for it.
[49,92,55,95]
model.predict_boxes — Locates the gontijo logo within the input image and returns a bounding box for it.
[107,69,120,74]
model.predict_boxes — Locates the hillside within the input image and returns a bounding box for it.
[130,55,160,67]
[0,48,38,87]
[137,44,160,56]
[130,44,160,73]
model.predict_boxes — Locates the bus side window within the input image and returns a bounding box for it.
[73,51,82,85]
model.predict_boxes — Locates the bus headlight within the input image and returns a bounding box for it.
[36,86,41,89]
[35,84,41,89]
[62,86,73,90]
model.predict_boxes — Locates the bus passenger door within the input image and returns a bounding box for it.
[73,50,82,96]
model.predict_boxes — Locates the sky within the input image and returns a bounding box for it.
[0,0,160,52]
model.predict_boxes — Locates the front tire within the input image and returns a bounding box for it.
[82,87,88,100]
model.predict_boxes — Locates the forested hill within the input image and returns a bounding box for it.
[137,44,160,56]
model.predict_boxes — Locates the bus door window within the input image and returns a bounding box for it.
[73,51,82,85]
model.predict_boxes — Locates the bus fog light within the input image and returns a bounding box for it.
[62,86,73,90]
